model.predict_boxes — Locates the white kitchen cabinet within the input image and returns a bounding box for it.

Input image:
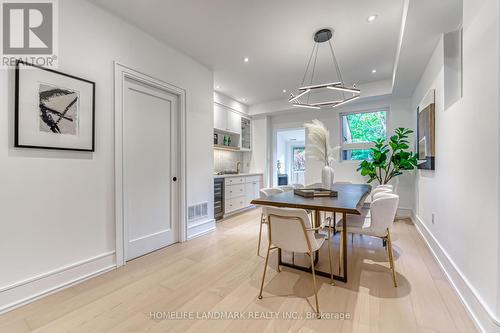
[245,180,261,206]
[224,174,262,216]
[214,103,241,135]
[214,104,228,132]
[226,183,245,199]
[241,117,251,151]
[227,110,241,134]
[226,197,246,213]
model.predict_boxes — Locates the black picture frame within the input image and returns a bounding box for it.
[15,60,96,152]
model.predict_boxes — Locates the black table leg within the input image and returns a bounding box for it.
[314,210,321,265]
[277,210,347,283]
[341,212,348,282]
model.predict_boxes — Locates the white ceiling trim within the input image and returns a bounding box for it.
[391,0,410,92]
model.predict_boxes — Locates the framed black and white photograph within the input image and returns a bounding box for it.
[15,60,95,151]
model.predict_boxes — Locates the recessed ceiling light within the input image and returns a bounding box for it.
[216,85,221,89]
[372,69,377,74]
[243,57,249,63]
[367,15,378,23]
[241,98,247,102]
[282,89,287,93]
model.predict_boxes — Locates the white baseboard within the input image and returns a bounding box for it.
[412,213,500,333]
[0,251,116,314]
[187,218,216,240]
[222,205,257,219]
[397,207,414,218]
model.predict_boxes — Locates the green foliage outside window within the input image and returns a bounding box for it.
[293,147,305,171]
[343,111,387,144]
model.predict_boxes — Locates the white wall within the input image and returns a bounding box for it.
[248,115,271,187]
[0,0,214,312]
[266,97,416,210]
[411,0,500,330]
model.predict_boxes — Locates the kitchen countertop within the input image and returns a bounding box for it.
[213,172,263,179]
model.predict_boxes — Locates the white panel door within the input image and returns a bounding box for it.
[123,78,179,261]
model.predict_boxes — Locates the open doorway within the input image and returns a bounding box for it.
[274,128,306,186]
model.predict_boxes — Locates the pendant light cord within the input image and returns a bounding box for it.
[300,43,317,86]
[292,29,359,108]
[328,39,346,99]
[307,42,319,104]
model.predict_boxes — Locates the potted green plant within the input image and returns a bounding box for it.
[357,128,418,184]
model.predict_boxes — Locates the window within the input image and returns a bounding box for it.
[292,146,305,171]
[340,110,387,161]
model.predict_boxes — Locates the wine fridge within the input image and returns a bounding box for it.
[214,178,224,221]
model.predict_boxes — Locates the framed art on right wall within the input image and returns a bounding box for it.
[417,89,436,170]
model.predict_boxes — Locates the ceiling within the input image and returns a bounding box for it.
[90,0,461,105]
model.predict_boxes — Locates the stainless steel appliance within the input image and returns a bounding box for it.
[214,178,224,221]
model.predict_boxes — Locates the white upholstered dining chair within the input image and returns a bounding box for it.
[258,206,334,317]
[336,192,400,287]
[362,186,394,211]
[278,185,295,192]
[257,187,284,256]
[377,184,393,191]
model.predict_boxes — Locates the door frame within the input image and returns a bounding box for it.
[114,62,187,267]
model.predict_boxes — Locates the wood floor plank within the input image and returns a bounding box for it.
[0,209,478,333]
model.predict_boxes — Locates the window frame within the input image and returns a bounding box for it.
[291,145,306,172]
[339,107,390,162]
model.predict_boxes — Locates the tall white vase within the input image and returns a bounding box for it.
[321,165,335,190]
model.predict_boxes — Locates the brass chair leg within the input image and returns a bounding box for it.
[257,213,264,256]
[258,242,272,299]
[309,251,320,318]
[386,229,398,288]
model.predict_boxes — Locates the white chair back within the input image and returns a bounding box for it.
[291,183,304,189]
[259,188,284,216]
[369,193,399,236]
[260,187,284,198]
[371,187,392,201]
[265,206,319,253]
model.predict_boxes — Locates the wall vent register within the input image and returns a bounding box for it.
[188,202,209,223]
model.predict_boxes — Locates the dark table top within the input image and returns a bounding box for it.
[251,183,371,215]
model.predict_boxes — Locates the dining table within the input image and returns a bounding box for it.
[251,183,371,283]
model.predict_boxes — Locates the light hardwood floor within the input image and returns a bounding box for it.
[0,208,478,333]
